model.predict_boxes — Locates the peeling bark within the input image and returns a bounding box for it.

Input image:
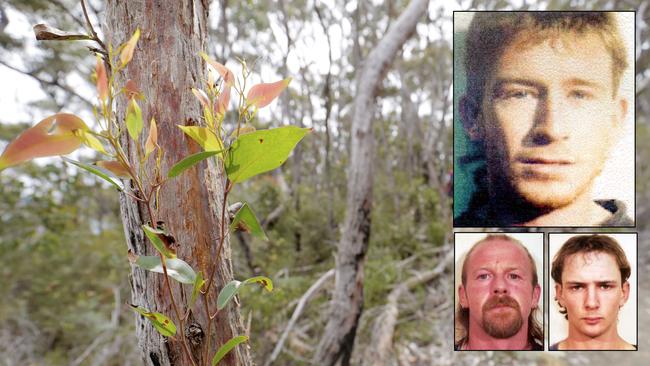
[106,1,251,365]
[313,1,430,365]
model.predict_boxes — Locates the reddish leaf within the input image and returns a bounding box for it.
[120,28,141,67]
[124,79,143,100]
[144,118,158,159]
[200,53,234,86]
[192,88,210,109]
[215,86,231,116]
[95,56,108,101]
[246,78,291,108]
[0,113,88,171]
[96,160,131,179]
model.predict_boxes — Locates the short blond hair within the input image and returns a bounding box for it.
[464,12,628,104]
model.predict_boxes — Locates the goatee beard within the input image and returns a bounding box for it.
[481,295,524,339]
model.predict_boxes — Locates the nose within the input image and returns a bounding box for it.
[492,275,509,295]
[530,91,569,145]
[585,286,600,310]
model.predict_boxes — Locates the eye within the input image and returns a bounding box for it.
[510,90,530,99]
[477,273,491,280]
[503,89,537,100]
[569,90,592,100]
[494,87,538,100]
[508,273,522,280]
[600,284,614,290]
[569,285,583,291]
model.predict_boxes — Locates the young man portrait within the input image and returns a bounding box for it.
[550,233,637,350]
[455,233,543,350]
[453,11,634,227]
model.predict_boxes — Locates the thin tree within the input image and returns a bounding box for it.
[313,0,430,364]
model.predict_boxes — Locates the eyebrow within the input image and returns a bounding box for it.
[493,77,605,91]
[564,280,618,286]
[562,77,605,90]
[475,266,523,273]
[493,78,542,89]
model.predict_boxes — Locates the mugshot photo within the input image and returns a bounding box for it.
[549,233,637,350]
[454,232,544,350]
[453,11,635,227]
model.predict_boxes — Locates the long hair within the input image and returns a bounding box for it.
[455,234,543,348]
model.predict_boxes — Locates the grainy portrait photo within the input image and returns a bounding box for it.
[453,11,635,227]
[454,232,544,350]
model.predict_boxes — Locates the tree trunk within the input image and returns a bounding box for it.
[106,1,251,365]
[313,1,430,365]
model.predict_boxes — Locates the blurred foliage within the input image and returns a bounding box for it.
[0,124,137,364]
[1,0,648,365]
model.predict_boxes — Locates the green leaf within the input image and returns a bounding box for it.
[168,150,224,178]
[133,255,197,284]
[225,126,310,183]
[212,335,249,366]
[177,125,222,151]
[142,224,176,258]
[62,157,123,191]
[243,275,273,292]
[189,271,205,308]
[217,275,273,310]
[130,305,176,337]
[75,129,107,154]
[126,98,144,140]
[217,280,241,310]
[229,203,268,241]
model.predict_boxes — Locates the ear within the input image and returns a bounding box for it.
[531,283,541,309]
[459,95,483,141]
[617,97,628,124]
[620,281,630,307]
[459,284,469,308]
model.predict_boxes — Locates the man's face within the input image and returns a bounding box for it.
[479,32,627,209]
[556,251,630,340]
[459,239,541,340]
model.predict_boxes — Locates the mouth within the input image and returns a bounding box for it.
[517,156,575,165]
[488,304,515,311]
[515,156,576,179]
[582,317,603,325]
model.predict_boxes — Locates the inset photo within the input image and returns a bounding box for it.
[453,11,635,227]
[454,232,544,350]
[549,233,637,350]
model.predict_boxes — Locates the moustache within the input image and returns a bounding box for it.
[483,295,520,312]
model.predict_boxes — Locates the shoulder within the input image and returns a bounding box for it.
[454,205,493,227]
[596,199,634,226]
[549,342,560,351]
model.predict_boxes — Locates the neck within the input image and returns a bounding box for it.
[562,320,628,350]
[561,334,631,350]
[521,195,610,226]
[465,321,531,350]
[488,184,609,226]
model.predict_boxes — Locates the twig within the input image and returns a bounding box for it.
[80,0,106,52]
[0,58,94,108]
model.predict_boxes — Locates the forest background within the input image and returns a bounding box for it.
[0,0,648,365]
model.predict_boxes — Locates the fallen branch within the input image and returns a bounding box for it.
[265,269,335,366]
[362,248,453,366]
